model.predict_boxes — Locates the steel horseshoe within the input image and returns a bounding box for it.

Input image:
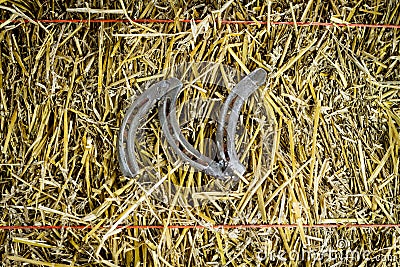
[158,86,227,179]
[216,68,267,177]
[118,78,183,178]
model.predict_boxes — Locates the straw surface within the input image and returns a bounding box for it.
[0,0,399,266]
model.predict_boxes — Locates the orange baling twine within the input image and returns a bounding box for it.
[0,18,399,28]
[1,223,400,231]
[1,18,399,231]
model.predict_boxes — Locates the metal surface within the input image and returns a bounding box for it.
[118,78,183,178]
[216,68,267,177]
[118,68,267,180]
[158,86,227,179]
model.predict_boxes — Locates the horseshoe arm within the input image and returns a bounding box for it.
[216,68,267,176]
[159,87,226,179]
[118,78,182,178]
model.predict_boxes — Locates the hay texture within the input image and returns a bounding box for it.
[0,0,400,266]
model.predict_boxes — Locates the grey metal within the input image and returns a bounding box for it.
[158,86,227,179]
[118,78,183,178]
[118,68,267,180]
[216,68,267,177]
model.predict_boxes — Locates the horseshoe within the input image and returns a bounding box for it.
[118,78,183,178]
[216,68,267,177]
[118,69,267,180]
[158,86,227,179]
